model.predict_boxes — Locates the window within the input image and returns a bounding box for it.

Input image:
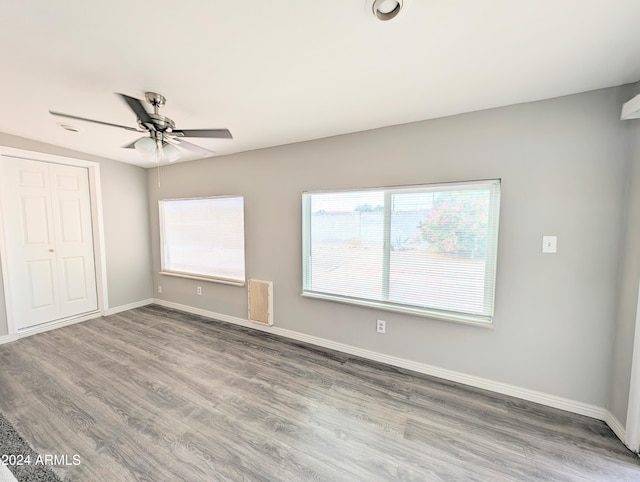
[159,196,245,286]
[302,180,501,324]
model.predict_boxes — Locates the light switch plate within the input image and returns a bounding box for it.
[542,235,557,253]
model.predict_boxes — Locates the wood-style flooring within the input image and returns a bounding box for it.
[0,305,639,481]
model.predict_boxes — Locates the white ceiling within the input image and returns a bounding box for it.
[1,0,639,168]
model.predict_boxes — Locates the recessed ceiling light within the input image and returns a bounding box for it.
[57,122,79,132]
[372,0,403,21]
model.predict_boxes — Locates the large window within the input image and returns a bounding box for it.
[159,196,245,285]
[302,180,501,324]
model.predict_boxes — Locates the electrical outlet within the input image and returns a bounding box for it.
[197,286,202,295]
[376,319,386,334]
[157,285,162,294]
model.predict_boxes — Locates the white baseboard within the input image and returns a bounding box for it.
[606,411,626,445]
[0,299,153,344]
[26,298,154,335]
[104,298,154,316]
[16,311,102,339]
[0,333,19,345]
[152,299,608,422]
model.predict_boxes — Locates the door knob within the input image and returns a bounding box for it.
[48,249,55,253]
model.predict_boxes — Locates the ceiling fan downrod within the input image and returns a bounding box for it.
[145,92,166,113]
[141,92,175,134]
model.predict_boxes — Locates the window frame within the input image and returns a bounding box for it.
[159,195,246,287]
[301,179,501,326]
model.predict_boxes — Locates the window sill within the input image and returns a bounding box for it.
[300,291,494,328]
[160,271,245,287]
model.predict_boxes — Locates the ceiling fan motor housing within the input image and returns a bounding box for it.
[144,114,175,133]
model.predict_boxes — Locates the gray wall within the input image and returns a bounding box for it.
[610,84,640,423]
[0,132,153,336]
[150,86,631,408]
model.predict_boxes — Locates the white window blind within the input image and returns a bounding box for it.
[159,196,245,285]
[302,180,501,324]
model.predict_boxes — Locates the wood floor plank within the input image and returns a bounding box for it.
[13,345,198,481]
[12,324,292,480]
[0,304,639,481]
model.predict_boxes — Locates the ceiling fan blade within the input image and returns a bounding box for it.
[172,129,232,139]
[169,137,216,156]
[117,93,154,127]
[49,111,141,132]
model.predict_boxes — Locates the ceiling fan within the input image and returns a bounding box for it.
[49,92,232,163]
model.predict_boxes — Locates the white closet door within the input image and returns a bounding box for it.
[50,162,98,319]
[2,157,98,329]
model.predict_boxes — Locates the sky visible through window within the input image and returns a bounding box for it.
[311,191,436,213]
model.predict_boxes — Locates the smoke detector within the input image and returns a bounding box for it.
[57,123,80,132]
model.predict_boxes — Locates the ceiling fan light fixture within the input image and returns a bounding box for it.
[134,136,157,157]
[162,143,182,163]
[134,136,182,163]
[372,0,403,20]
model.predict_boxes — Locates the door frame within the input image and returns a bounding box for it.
[626,280,640,453]
[0,146,109,335]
